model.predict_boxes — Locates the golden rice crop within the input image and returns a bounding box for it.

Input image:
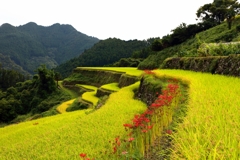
[77,84,99,107]
[56,99,76,113]
[100,82,120,92]
[0,82,146,160]
[154,69,240,159]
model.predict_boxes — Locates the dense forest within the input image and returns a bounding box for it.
[0,65,27,90]
[0,65,70,123]
[0,22,99,74]
[54,38,148,78]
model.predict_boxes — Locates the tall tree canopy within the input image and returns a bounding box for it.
[197,0,240,29]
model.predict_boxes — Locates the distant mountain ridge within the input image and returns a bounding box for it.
[0,22,99,75]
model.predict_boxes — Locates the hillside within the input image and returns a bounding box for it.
[1,67,239,159]
[138,16,240,69]
[54,38,148,78]
[0,22,99,74]
[0,53,29,76]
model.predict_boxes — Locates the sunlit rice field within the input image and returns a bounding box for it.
[77,84,99,106]
[56,99,75,113]
[154,69,240,159]
[0,82,146,160]
[100,82,120,92]
[1,68,239,159]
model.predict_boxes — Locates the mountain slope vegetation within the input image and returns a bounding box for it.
[138,16,240,69]
[0,22,99,74]
[54,38,148,77]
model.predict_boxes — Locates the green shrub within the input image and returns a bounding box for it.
[236,25,240,32]
[66,99,88,112]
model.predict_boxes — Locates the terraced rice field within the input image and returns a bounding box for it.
[1,68,239,159]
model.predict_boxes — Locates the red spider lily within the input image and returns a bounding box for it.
[144,109,154,115]
[115,136,120,143]
[123,123,133,128]
[79,153,87,158]
[147,125,153,130]
[141,129,148,133]
[144,70,155,75]
[113,146,117,153]
[166,130,172,135]
[128,137,134,142]
[117,141,121,146]
[144,117,150,123]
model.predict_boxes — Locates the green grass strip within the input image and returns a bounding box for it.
[76,67,144,77]
[58,81,78,98]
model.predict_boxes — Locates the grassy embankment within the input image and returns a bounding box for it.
[75,67,143,77]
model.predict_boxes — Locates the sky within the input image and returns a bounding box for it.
[0,0,214,41]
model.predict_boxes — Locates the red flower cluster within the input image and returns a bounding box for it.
[166,129,173,135]
[123,83,179,137]
[79,79,180,159]
[128,137,135,142]
[79,153,86,158]
[150,83,179,109]
[144,70,155,75]
[111,136,121,154]
[79,153,94,160]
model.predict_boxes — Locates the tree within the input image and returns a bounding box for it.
[196,0,240,29]
[54,71,62,88]
[151,39,163,51]
[35,65,57,95]
[170,23,188,45]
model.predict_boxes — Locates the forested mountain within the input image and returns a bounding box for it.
[54,38,148,77]
[0,53,29,75]
[0,22,99,75]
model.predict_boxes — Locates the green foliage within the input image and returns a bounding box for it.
[0,65,71,123]
[111,58,143,67]
[151,39,163,51]
[236,24,240,31]
[0,65,27,90]
[138,16,240,69]
[0,22,99,74]
[161,54,240,76]
[0,98,17,122]
[132,47,154,59]
[54,38,147,78]
[35,65,57,96]
[66,99,88,112]
[196,0,240,29]
[197,42,240,56]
